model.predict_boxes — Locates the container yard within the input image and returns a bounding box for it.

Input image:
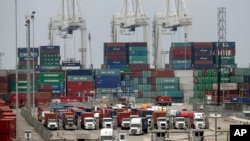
[1,0,250,141]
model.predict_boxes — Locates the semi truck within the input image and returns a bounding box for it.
[193,112,206,129]
[81,112,96,130]
[121,118,130,129]
[154,96,172,106]
[156,117,168,130]
[44,113,58,130]
[102,117,114,129]
[129,117,148,135]
[62,112,77,130]
[152,111,166,129]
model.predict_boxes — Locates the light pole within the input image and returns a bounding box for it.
[31,11,36,117]
[15,0,19,138]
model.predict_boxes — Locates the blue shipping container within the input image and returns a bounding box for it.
[95,75,121,82]
[193,64,214,69]
[40,46,60,50]
[18,47,39,53]
[213,42,235,48]
[95,81,121,88]
[193,56,213,61]
[67,69,93,76]
[193,48,213,53]
[107,65,126,69]
[105,47,126,52]
[107,60,126,65]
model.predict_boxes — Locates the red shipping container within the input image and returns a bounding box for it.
[171,55,192,60]
[67,87,94,95]
[0,119,16,133]
[0,77,8,83]
[67,81,94,88]
[35,99,50,106]
[193,60,213,65]
[104,42,126,47]
[59,96,82,103]
[1,112,16,119]
[39,84,53,92]
[193,42,213,48]
[36,92,52,100]
[127,42,147,47]
[151,70,175,77]
[0,133,16,141]
[105,55,126,60]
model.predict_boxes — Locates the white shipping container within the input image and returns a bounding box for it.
[179,76,194,84]
[180,83,194,91]
[174,70,193,77]
[0,70,8,76]
[212,83,238,90]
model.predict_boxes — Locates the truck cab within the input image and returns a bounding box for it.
[47,119,58,130]
[63,115,77,130]
[193,112,206,129]
[102,117,113,128]
[129,117,148,135]
[121,118,130,129]
[174,117,186,129]
[99,128,116,141]
[84,117,96,130]
[157,117,168,129]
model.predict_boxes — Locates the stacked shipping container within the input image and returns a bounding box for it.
[40,46,61,70]
[104,43,127,69]
[0,70,8,96]
[66,70,95,100]
[192,42,214,69]
[38,72,64,98]
[170,42,192,70]
[95,69,121,98]
[18,48,39,70]
[0,99,16,141]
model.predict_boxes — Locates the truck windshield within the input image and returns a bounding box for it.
[122,118,130,121]
[175,118,184,121]
[103,119,112,122]
[100,136,113,140]
[48,119,57,122]
[195,118,204,122]
[86,119,94,122]
[67,119,74,122]
[131,124,140,127]
[158,119,166,121]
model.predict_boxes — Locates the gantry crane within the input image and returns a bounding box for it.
[111,0,150,56]
[48,0,87,69]
[153,0,192,68]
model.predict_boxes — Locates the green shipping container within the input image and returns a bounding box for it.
[155,90,183,98]
[129,60,148,64]
[194,91,204,98]
[129,56,148,60]
[155,84,179,91]
[129,47,147,52]
[142,71,151,78]
[155,77,179,84]
[134,85,152,91]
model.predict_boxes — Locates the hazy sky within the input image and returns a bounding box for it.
[0,0,250,69]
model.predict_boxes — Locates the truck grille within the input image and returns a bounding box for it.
[106,124,111,128]
[131,129,137,134]
[179,123,184,128]
[124,123,129,127]
[198,124,202,128]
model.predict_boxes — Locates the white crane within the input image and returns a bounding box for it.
[153,0,192,68]
[111,0,150,62]
[48,0,87,69]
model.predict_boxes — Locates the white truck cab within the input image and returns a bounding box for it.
[102,117,113,128]
[121,118,130,129]
[194,112,206,129]
[174,117,186,129]
[84,117,96,130]
[157,117,168,129]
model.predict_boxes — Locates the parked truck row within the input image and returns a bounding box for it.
[37,102,209,132]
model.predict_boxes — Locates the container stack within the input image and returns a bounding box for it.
[18,48,39,70]
[230,68,250,104]
[0,103,16,141]
[95,69,121,98]
[9,72,38,93]
[170,42,192,70]
[192,42,214,69]
[213,42,236,68]
[40,46,61,70]
[0,70,8,97]
[122,70,184,103]
[38,72,64,98]
[127,42,149,70]
[104,43,127,69]
[174,70,194,103]
[66,70,95,100]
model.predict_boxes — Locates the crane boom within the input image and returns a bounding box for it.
[48,0,87,69]
[153,0,192,68]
